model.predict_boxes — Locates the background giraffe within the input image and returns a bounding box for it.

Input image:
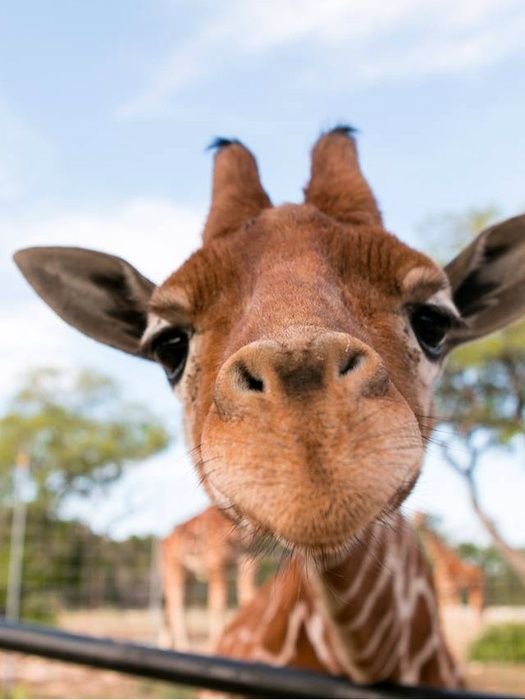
[414,513,485,616]
[161,506,257,650]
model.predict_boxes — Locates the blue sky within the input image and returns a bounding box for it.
[1,0,524,545]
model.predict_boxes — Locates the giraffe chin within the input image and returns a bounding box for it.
[200,450,423,564]
[203,483,391,567]
[204,478,354,563]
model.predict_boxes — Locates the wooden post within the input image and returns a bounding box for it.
[148,537,164,645]
[2,453,29,698]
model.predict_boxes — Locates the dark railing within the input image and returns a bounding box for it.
[0,619,512,699]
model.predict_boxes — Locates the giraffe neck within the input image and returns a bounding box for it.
[216,512,462,689]
[305,513,461,686]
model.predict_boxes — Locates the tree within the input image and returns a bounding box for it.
[0,506,157,620]
[437,324,525,582]
[0,367,170,622]
[0,367,170,515]
[419,208,525,584]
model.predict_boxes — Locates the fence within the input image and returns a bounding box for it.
[1,500,524,697]
[0,619,511,699]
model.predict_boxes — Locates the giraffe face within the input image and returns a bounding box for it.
[15,129,525,557]
[144,203,457,553]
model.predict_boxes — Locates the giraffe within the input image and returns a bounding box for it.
[414,514,485,616]
[161,506,257,650]
[213,513,460,685]
[14,126,525,689]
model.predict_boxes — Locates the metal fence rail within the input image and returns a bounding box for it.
[0,619,512,699]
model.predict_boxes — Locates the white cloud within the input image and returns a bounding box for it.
[3,197,205,283]
[0,301,72,398]
[117,0,525,118]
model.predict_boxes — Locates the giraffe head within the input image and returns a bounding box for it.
[15,128,525,556]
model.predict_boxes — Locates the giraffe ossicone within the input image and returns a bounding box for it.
[14,127,525,688]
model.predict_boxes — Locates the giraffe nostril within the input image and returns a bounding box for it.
[339,351,364,377]
[236,364,265,392]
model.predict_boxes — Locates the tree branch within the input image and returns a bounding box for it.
[463,466,525,585]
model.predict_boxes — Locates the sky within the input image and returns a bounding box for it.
[1,0,524,545]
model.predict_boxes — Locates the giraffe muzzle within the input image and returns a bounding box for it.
[201,331,424,553]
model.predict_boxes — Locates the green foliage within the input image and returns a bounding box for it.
[0,367,170,514]
[8,684,30,699]
[456,542,525,606]
[20,591,61,624]
[469,624,525,663]
[0,507,155,621]
[438,320,525,445]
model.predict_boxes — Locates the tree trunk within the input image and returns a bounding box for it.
[441,441,525,586]
[467,480,525,586]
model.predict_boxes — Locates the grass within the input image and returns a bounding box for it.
[469,623,525,664]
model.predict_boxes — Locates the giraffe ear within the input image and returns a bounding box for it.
[444,214,525,346]
[14,246,155,357]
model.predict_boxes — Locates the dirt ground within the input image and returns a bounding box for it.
[2,606,524,698]
[1,609,199,699]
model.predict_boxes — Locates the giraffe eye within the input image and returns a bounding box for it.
[151,329,189,383]
[409,305,452,360]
